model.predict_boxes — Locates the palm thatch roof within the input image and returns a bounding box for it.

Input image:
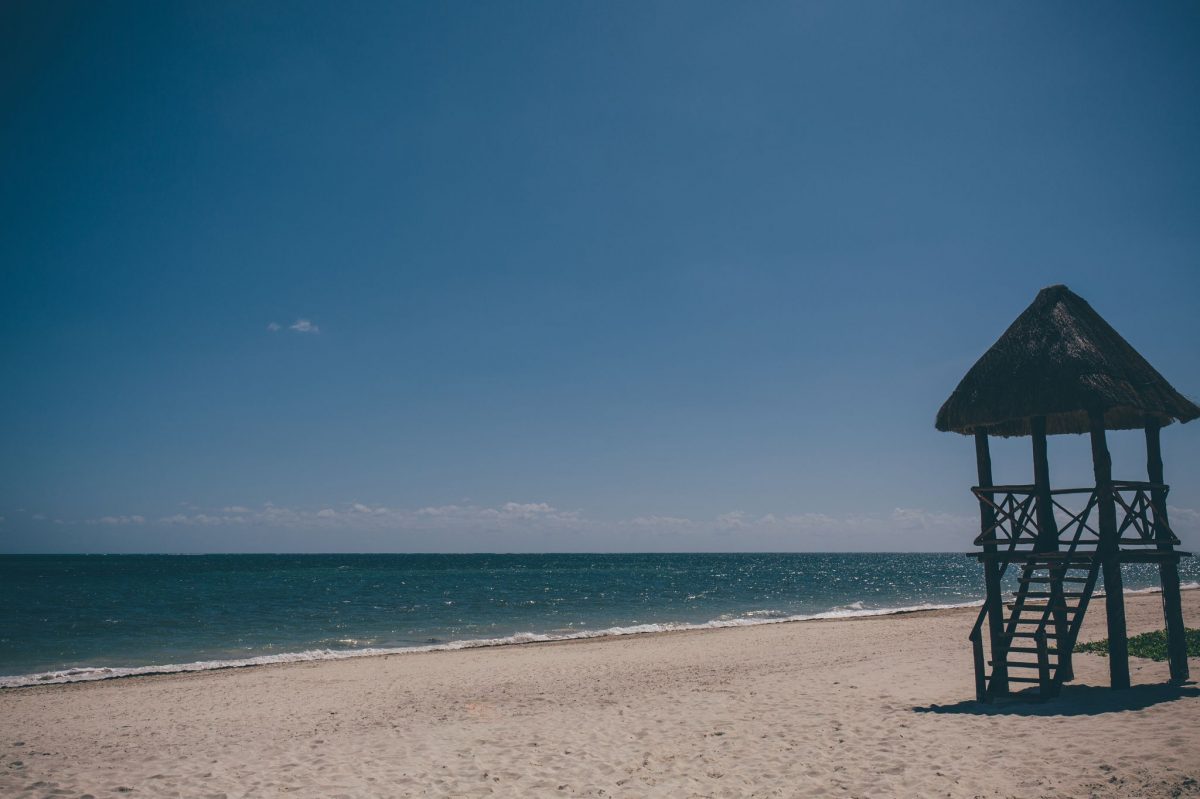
[936,285,1200,437]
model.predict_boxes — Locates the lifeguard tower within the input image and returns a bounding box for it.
[936,285,1196,700]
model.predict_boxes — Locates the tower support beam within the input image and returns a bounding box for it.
[1090,409,1129,689]
[1030,417,1059,552]
[975,430,1008,696]
[1146,418,1189,682]
[1031,417,1071,675]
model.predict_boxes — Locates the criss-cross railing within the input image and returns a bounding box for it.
[970,481,1178,551]
[1111,482,1178,546]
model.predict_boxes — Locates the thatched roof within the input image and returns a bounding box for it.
[936,285,1200,437]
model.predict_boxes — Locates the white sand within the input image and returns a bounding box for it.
[1,590,1197,798]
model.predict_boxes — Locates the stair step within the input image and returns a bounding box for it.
[1016,591,1086,599]
[989,660,1048,669]
[1005,676,1046,684]
[1019,576,1089,584]
[1010,605,1077,614]
[1008,632,1061,639]
[1007,646,1061,654]
[1012,611,1080,619]
[1011,615,1075,623]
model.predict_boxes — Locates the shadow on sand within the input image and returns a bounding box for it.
[913,681,1199,717]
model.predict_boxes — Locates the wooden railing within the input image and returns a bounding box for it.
[970,481,1178,551]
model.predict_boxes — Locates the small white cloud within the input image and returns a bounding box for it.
[782,513,838,528]
[500,502,555,516]
[267,322,281,332]
[223,506,252,513]
[1168,506,1200,538]
[715,511,751,531]
[629,515,691,527]
[1168,505,1199,524]
[289,319,319,334]
[890,507,970,530]
[317,508,336,518]
[95,515,145,525]
[417,504,464,517]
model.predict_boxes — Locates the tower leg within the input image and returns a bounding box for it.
[1102,559,1130,689]
[1050,575,1073,682]
[1090,409,1129,690]
[975,431,1008,697]
[1145,420,1189,683]
[984,559,1008,695]
[1159,561,1190,683]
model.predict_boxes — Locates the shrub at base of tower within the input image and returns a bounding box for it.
[1075,629,1200,661]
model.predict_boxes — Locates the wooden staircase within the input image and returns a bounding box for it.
[971,554,1102,700]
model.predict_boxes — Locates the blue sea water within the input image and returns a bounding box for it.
[1,553,1196,687]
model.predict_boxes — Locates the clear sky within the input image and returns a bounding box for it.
[2,2,1198,553]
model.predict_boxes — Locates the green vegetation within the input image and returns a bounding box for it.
[1074,628,1200,661]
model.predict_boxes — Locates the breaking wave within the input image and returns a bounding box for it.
[0,598,982,689]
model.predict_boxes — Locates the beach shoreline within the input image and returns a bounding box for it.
[4,583,1195,693]
[0,596,992,691]
[2,589,1197,798]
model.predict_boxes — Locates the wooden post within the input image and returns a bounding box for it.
[1036,629,1052,700]
[1090,408,1130,689]
[1146,418,1189,682]
[976,430,1008,696]
[1031,416,1070,678]
[1030,417,1059,552]
[970,627,987,703]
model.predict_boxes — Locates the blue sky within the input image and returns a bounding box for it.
[2,2,1198,553]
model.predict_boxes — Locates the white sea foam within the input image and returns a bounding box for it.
[3,584,1192,690]
[0,599,982,689]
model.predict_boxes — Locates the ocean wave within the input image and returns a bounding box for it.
[4,584,1191,690]
[0,598,983,689]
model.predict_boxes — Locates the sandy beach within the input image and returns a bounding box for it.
[1,589,1197,799]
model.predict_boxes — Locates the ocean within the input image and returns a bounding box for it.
[2,552,1195,688]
